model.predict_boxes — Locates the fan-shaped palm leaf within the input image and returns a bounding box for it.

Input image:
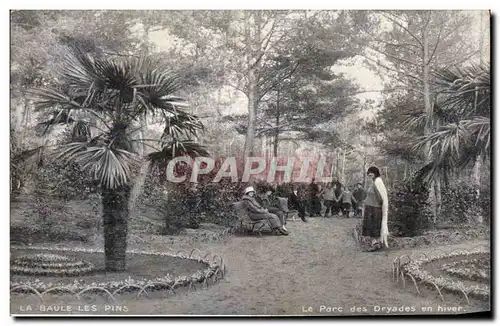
[56,143,139,189]
[71,120,92,142]
[413,117,490,183]
[433,63,490,118]
[148,140,209,167]
[412,63,490,183]
[161,112,205,140]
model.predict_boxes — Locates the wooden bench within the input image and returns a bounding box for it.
[231,201,272,235]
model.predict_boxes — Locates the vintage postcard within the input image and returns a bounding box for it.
[10,9,491,317]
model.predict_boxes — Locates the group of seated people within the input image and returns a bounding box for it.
[240,185,308,236]
[239,181,367,236]
[311,182,367,218]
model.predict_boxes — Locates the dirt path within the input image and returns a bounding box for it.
[124,218,490,315]
[11,217,490,316]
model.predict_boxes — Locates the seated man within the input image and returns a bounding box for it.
[242,187,289,236]
[257,190,287,229]
[339,186,357,218]
[288,185,307,222]
[352,182,366,218]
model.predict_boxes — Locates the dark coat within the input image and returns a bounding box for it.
[353,188,367,202]
[242,194,269,220]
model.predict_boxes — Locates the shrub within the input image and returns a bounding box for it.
[440,180,489,225]
[388,178,432,237]
[479,187,491,224]
[158,181,244,235]
[10,223,90,244]
[34,159,99,201]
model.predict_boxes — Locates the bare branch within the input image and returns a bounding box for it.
[256,124,291,136]
[427,22,444,65]
[358,27,420,50]
[423,10,433,30]
[346,87,424,96]
[381,12,424,49]
[259,61,301,100]
[367,45,421,67]
[249,18,277,71]
[435,50,480,68]
[356,52,424,83]
[226,81,247,95]
[440,15,470,42]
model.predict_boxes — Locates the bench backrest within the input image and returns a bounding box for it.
[233,201,245,211]
[232,201,249,218]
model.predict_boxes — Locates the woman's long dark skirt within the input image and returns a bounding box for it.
[362,205,382,237]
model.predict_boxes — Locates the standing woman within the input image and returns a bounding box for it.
[362,166,389,250]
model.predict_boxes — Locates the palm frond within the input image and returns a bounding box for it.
[28,46,206,188]
[147,140,209,167]
[59,46,102,91]
[413,116,490,182]
[400,108,427,131]
[56,143,139,189]
[71,120,92,142]
[433,63,491,118]
[29,87,83,111]
[161,112,205,140]
[38,109,76,125]
[136,68,184,115]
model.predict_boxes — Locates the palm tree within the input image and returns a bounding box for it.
[409,63,490,184]
[29,47,208,271]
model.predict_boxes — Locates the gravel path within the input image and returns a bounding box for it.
[10,217,490,316]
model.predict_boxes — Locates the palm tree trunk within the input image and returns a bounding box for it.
[102,184,131,272]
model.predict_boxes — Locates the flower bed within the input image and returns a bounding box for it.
[11,253,95,276]
[441,258,490,283]
[401,248,490,300]
[354,223,488,250]
[10,245,224,296]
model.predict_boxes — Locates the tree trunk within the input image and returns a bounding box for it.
[335,150,339,180]
[22,97,31,127]
[243,71,258,157]
[472,155,483,224]
[341,150,346,183]
[470,15,485,224]
[422,23,438,223]
[362,156,367,187]
[434,175,442,216]
[242,12,261,158]
[273,88,280,157]
[128,161,151,214]
[102,184,131,272]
